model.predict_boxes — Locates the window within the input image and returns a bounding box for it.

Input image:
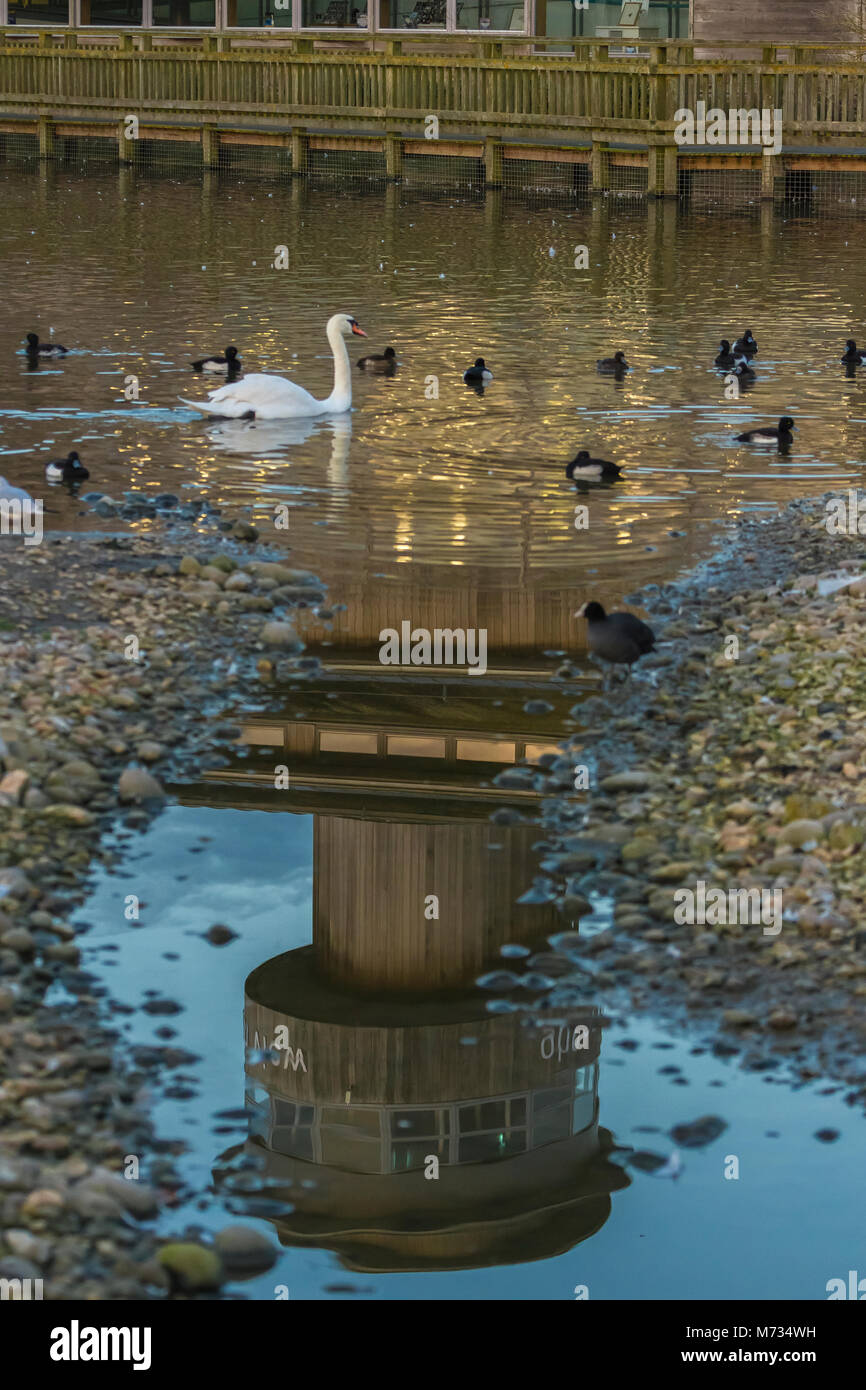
[229,0,294,21]
[301,0,369,22]
[457,1,525,30]
[153,0,216,23]
[380,0,445,27]
[8,0,70,20]
[83,0,143,19]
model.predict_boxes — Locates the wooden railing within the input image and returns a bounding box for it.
[1,33,866,147]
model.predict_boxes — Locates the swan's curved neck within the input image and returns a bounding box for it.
[324,319,352,412]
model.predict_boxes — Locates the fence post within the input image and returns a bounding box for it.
[201,125,219,168]
[384,132,403,181]
[484,137,502,188]
[590,139,610,192]
[291,126,309,176]
[37,118,56,159]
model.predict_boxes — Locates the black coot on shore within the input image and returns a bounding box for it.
[577,601,656,678]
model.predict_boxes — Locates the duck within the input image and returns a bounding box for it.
[597,351,630,374]
[463,357,492,383]
[191,345,241,374]
[735,416,795,443]
[841,339,866,365]
[25,332,67,357]
[357,346,397,373]
[566,451,622,481]
[577,601,656,674]
[731,361,756,381]
[45,451,89,483]
[179,313,366,419]
[733,330,758,356]
[714,340,743,369]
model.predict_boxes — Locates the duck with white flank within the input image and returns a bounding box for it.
[597,351,630,374]
[577,601,656,679]
[45,451,89,483]
[191,345,241,374]
[733,330,758,356]
[842,340,866,365]
[566,451,623,481]
[180,314,366,419]
[735,416,795,444]
[463,357,492,383]
[358,347,397,374]
[25,332,67,357]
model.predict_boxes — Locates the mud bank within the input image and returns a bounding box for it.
[529,494,866,1102]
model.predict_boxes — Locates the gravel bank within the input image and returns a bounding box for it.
[0,519,321,1297]
[527,494,866,1102]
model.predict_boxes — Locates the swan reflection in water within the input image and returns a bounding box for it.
[206,413,353,490]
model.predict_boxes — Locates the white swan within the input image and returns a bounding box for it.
[179,313,366,420]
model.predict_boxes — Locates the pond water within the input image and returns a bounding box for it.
[5,161,866,1299]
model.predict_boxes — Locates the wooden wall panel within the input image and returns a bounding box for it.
[692,0,866,42]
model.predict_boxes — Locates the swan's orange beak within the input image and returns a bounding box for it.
[351,322,367,336]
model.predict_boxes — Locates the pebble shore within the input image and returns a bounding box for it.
[531,494,866,1101]
[0,513,325,1297]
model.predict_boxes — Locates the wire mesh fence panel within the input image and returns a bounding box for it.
[401,152,484,193]
[0,131,39,166]
[678,164,762,211]
[501,158,591,203]
[607,160,648,197]
[217,142,293,181]
[307,147,387,185]
[777,168,866,215]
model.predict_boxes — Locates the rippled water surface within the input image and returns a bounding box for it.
[6,163,866,1300]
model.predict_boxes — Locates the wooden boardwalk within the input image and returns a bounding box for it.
[2,32,866,194]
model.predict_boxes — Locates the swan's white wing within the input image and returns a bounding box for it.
[180,373,322,419]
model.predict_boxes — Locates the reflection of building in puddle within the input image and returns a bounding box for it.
[215,945,626,1272]
[200,667,623,1271]
[205,781,623,1268]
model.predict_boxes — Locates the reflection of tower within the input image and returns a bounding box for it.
[206,726,626,1269]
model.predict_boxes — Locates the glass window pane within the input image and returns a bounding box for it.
[272,1099,296,1126]
[153,0,216,23]
[230,0,294,22]
[84,0,144,20]
[9,0,70,19]
[302,0,369,22]
[381,0,444,26]
[272,1127,315,1159]
[391,1109,441,1138]
[321,1106,381,1137]
[573,1092,595,1133]
[532,1108,571,1147]
[459,1131,526,1162]
[391,1139,447,1172]
[532,1086,571,1114]
[320,1133,381,1171]
[457,1,525,29]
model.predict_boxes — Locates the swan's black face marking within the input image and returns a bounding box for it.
[349,318,367,337]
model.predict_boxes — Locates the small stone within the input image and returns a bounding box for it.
[260,621,297,647]
[135,742,164,764]
[203,924,237,946]
[650,862,695,883]
[224,571,252,591]
[722,1009,758,1027]
[178,556,201,577]
[20,1188,65,1218]
[213,1225,278,1275]
[599,770,657,793]
[158,1243,223,1291]
[768,1008,797,1030]
[0,928,34,955]
[777,819,826,849]
[118,766,166,802]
